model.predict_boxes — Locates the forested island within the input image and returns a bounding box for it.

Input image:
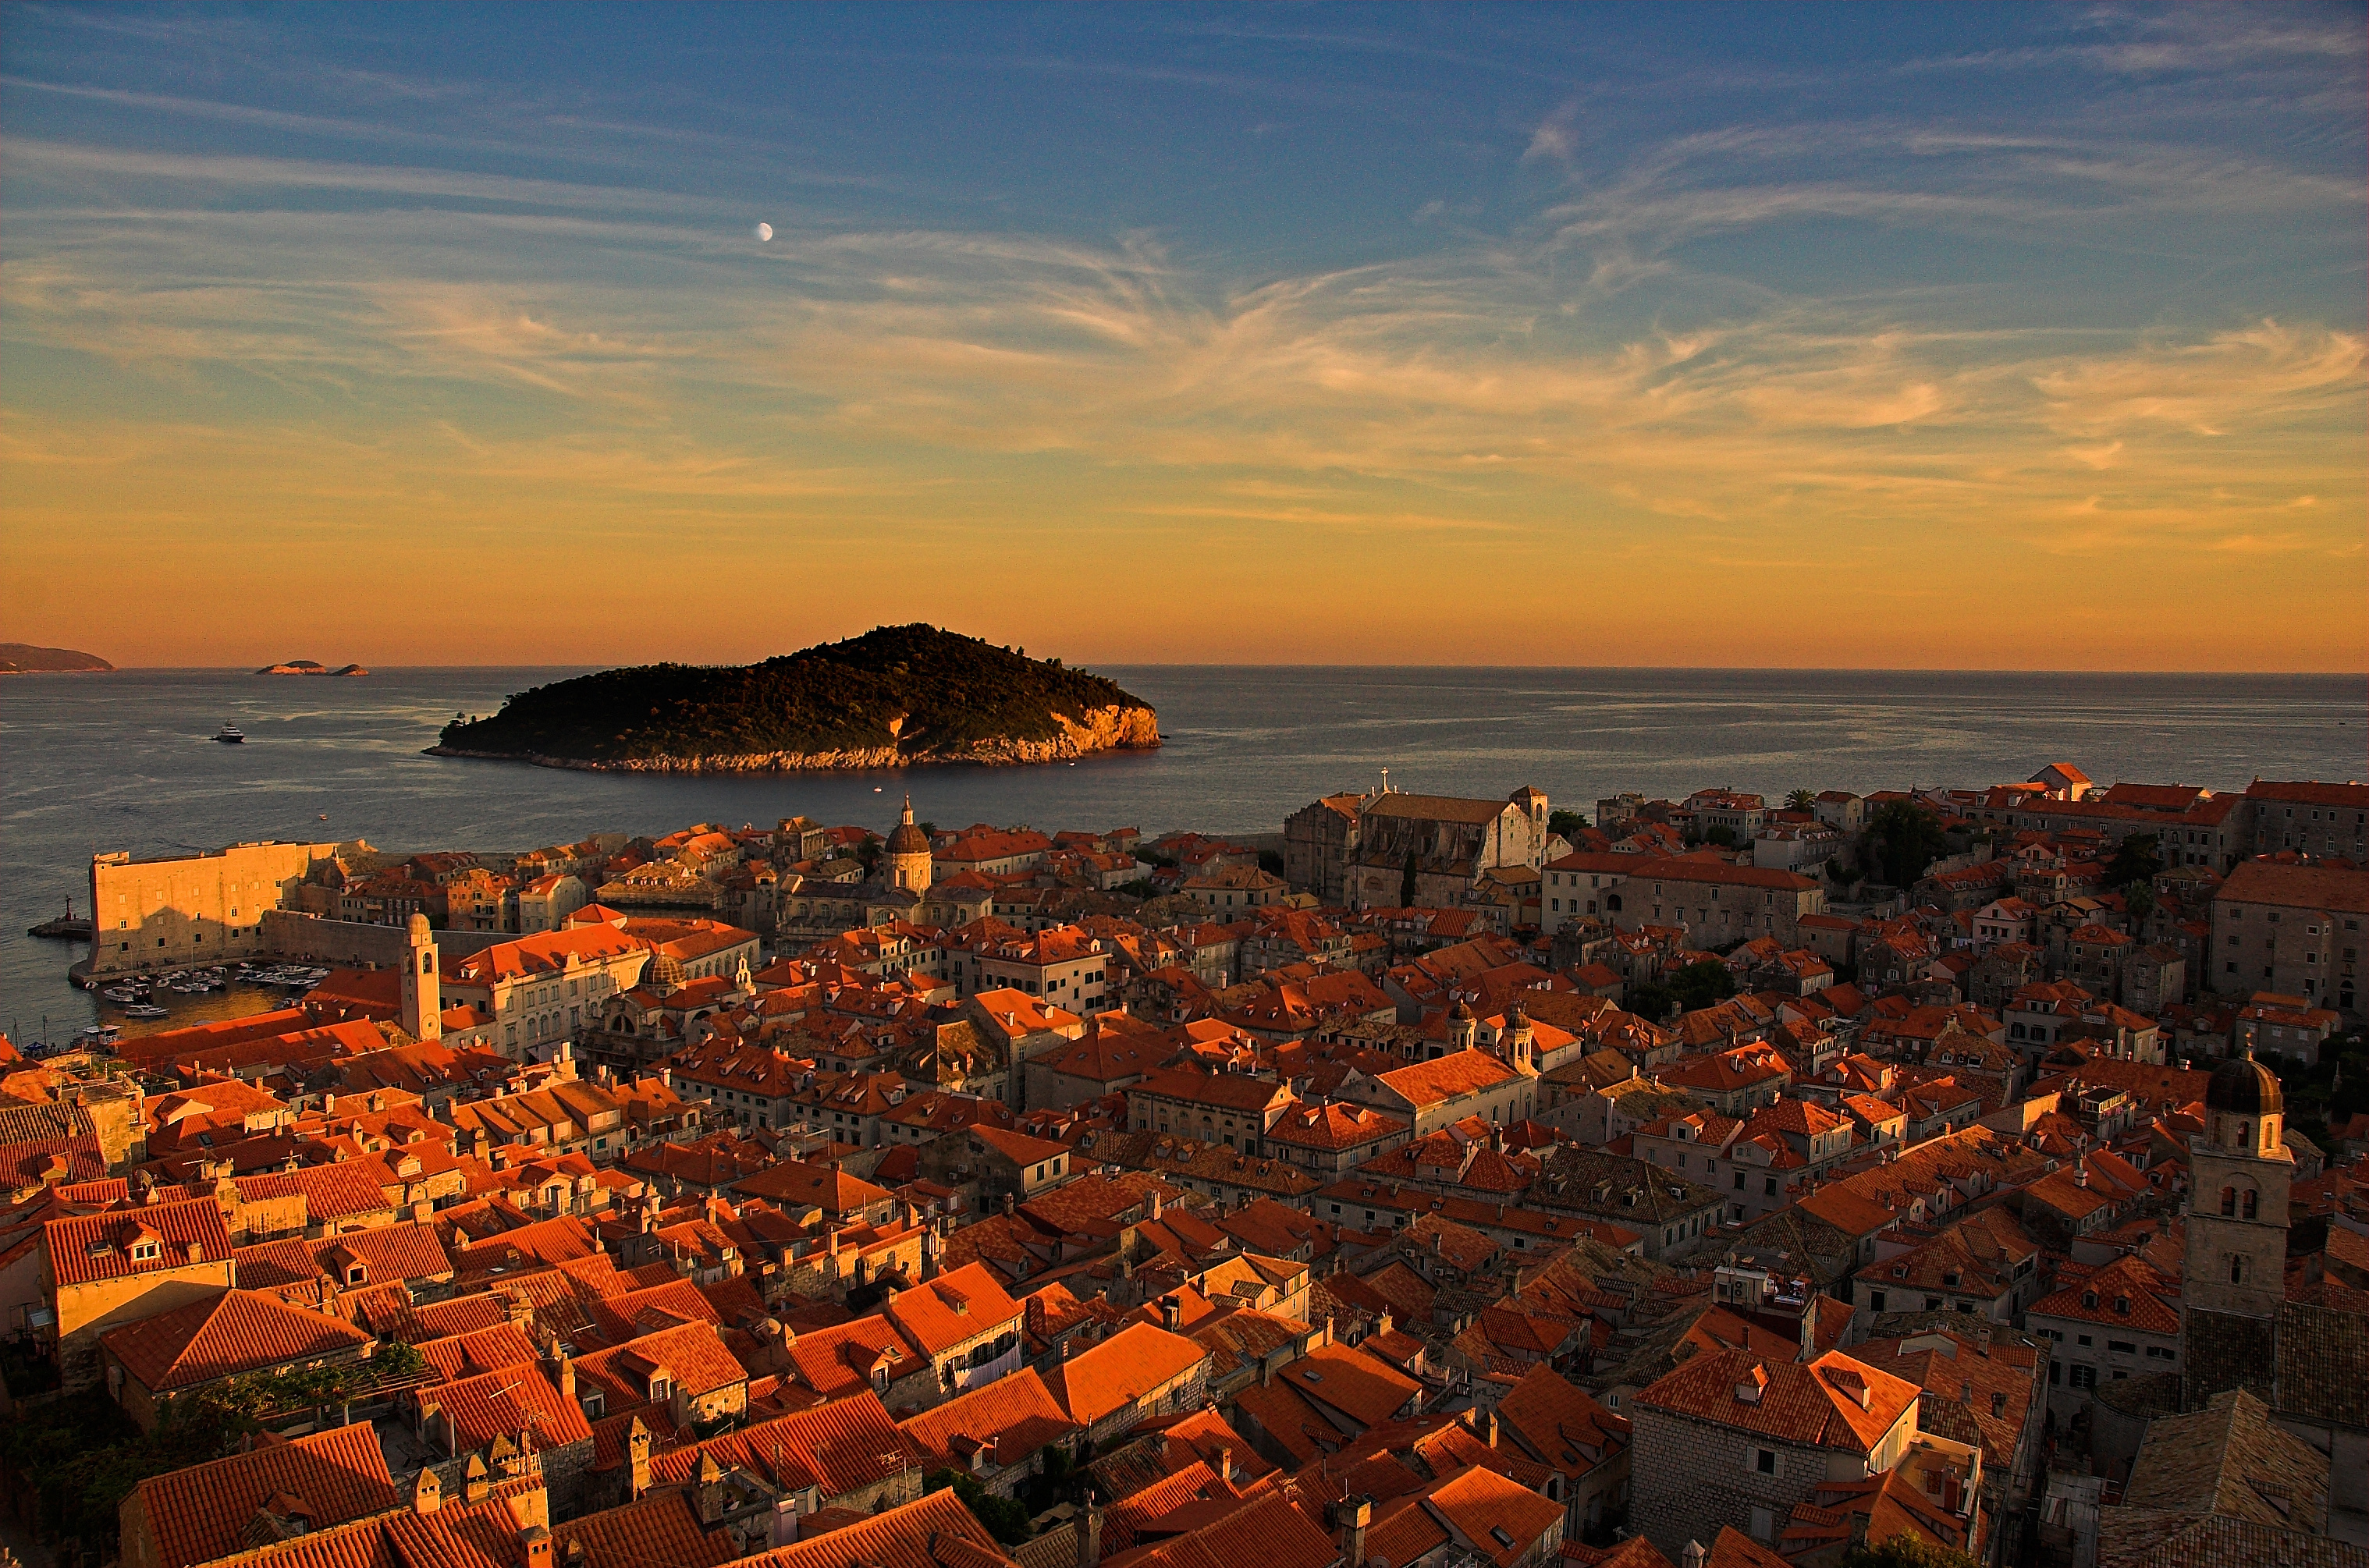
[425,624,1160,772]
[0,643,112,673]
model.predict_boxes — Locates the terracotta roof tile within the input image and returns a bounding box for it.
[126,1421,396,1568]
[1046,1323,1209,1427]
[103,1288,369,1393]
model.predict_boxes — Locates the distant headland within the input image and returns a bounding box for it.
[0,642,112,674]
[258,661,370,676]
[425,623,1160,772]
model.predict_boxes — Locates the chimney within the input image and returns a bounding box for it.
[1336,1498,1372,1568]
[1684,1544,1707,1568]
[1161,1295,1181,1332]
[410,1467,442,1515]
[1216,1446,1233,1485]
[1077,1499,1103,1568]
[520,1525,552,1568]
[463,1454,491,1504]
[554,1353,575,1403]
[694,1451,727,1526]
[626,1417,652,1501]
[1483,1408,1497,1449]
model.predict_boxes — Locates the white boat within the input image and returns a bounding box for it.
[122,1004,169,1019]
[213,723,245,744]
[79,1025,120,1043]
[100,988,139,1003]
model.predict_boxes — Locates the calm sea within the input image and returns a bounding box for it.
[3,666,2361,1041]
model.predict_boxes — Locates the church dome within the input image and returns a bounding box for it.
[2206,1052,2282,1116]
[886,795,929,857]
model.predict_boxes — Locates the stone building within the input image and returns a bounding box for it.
[83,838,346,980]
[43,1195,236,1392]
[2210,860,2367,1019]
[1543,853,1827,948]
[1344,786,1554,911]
[1628,1347,1923,1559]
[1283,792,1366,903]
[1044,1321,1213,1445]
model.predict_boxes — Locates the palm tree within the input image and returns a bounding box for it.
[1785,789,1817,812]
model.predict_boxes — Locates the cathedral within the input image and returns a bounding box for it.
[768,796,989,945]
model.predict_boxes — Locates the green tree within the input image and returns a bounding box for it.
[1669,960,1738,1011]
[1785,789,1817,812]
[1548,810,1589,839]
[2106,835,2162,887]
[925,1467,1035,1545]
[1838,1534,1980,1568]
[1863,800,1948,888]
[1628,981,1676,1022]
[1258,850,1285,875]
[1400,851,1419,907]
[1705,825,1738,847]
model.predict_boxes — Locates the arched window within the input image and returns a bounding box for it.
[1607,894,1623,913]
[2243,1190,2258,1219]
[2221,1187,2236,1215]
[2236,1122,2250,1148]
[2229,1254,2246,1285]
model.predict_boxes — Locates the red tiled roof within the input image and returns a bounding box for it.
[103,1289,369,1393]
[653,1388,917,1500]
[431,1360,593,1452]
[126,1421,396,1568]
[552,1489,740,1568]
[45,1195,231,1287]
[2029,1254,2180,1336]
[897,1365,1079,1470]
[1046,1322,1210,1427]
[417,1324,541,1383]
[577,1320,748,1403]
[733,1488,1008,1568]
[885,1261,1025,1358]
[1634,1348,1918,1453]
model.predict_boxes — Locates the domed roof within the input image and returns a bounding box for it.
[2206,1051,2282,1116]
[1449,999,1475,1021]
[886,796,930,856]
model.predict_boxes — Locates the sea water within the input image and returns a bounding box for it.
[3,665,2360,1036]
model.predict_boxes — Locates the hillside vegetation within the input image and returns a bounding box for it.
[432,625,1156,767]
[0,642,112,673]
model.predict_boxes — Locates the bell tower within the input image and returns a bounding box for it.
[2182,1049,2289,1405]
[400,913,442,1041]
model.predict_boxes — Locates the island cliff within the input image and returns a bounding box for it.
[425,625,1160,772]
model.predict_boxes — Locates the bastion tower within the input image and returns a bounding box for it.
[2181,1048,2289,1406]
[886,796,933,893]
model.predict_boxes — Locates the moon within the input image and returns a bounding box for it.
[754,222,773,242]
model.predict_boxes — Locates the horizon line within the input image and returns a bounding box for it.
[14,662,2367,679]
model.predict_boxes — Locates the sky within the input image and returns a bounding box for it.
[2,4,2363,671]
